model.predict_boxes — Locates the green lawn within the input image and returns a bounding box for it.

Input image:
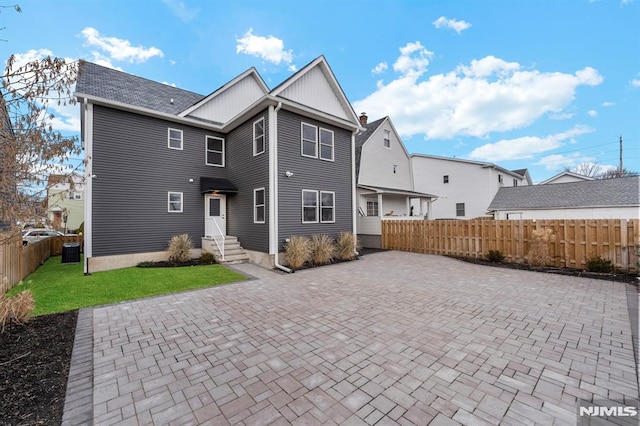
[6,256,247,316]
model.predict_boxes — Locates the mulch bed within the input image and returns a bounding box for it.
[0,310,78,426]
[451,255,639,285]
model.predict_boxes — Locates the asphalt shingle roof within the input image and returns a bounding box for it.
[354,117,386,180]
[488,176,640,210]
[75,61,205,115]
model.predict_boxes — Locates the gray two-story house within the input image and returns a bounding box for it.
[75,56,361,273]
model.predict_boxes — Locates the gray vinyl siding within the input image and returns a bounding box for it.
[277,109,353,250]
[92,106,229,256]
[226,110,270,252]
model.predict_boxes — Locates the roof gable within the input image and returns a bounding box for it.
[540,171,595,184]
[270,56,359,124]
[179,68,269,123]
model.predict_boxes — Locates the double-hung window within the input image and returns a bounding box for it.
[456,203,465,217]
[253,118,265,156]
[205,136,225,167]
[254,188,265,223]
[366,201,379,216]
[383,130,391,148]
[320,191,335,223]
[168,192,183,213]
[168,128,183,150]
[68,191,82,200]
[301,123,318,158]
[302,190,318,223]
[319,129,334,161]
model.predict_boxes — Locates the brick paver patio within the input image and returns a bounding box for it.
[62,251,639,425]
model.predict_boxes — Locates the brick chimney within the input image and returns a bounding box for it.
[359,112,368,126]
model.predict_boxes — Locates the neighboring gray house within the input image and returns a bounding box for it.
[488,176,640,220]
[75,56,362,273]
[355,114,435,248]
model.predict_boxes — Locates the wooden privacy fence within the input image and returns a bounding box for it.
[382,219,639,273]
[0,235,84,294]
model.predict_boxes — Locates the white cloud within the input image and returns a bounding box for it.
[236,28,294,67]
[602,101,615,107]
[372,62,388,75]
[587,110,598,117]
[631,78,640,87]
[432,16,472,34]
[162,81,177,87]
[535,154,597,171]
[79,27,163,64]
[161,0,199,22]
[353,43,603,140]
[468,125,594,162]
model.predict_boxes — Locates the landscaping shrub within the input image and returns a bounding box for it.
[167,233,193,264]
[527,228,554,267]
[310,234,336,266]
[335,232,360,261]
[136,261,156,268]
[586,255,616,273]
[485,249,505,263]
[1,290,35,332]
[285,235,311,269]
[199,251,217,265]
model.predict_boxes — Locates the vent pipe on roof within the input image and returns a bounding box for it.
[170,98,174,105]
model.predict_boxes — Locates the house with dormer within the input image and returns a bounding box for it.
[75,56,361,273]
[355,114,435,248]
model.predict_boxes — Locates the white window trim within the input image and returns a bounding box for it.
[319,128,334,162]
[366,200,379,217]
[320,190,335,223]
[205,135,225,167]
[301,122,318,159]
[168,128,183,150]
[383,129,391,149]
[168,192,183,213]
[253,118,265,156]
[254,188,266,224]
[456,202,465,217]
[302,190,319,223]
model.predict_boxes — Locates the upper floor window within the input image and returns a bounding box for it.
[498,174,503,184]
[205,136,225,167]
[319,128,334,161]
[456,203,465,217]
[68,191,82,200]
[254,188,265,223]
[301,123,318,158]
[168,128,183,150]
[513,179,518,187]
[383,130,391,148]
[443,175,449,184]
[168,192,183,213]
[253,118,265,156]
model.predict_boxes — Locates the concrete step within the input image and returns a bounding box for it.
[205,236,249,264]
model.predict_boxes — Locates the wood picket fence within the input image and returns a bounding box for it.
[0,234,84,294]
[381,219,639,273]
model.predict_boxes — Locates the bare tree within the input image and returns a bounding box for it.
[1,53,80,232]
[598,167,639,179]
[563,162,602,178]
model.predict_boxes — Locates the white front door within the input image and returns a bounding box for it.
[205,194,226,237]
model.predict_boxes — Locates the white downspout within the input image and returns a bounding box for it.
[83,99,93,275]
[351,130,359,255]
[271,102,292,273]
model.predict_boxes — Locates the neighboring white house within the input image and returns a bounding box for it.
[411,154,530,219]
[488,176,640,220]
[539,171,594,185]
[47,173,85,232]
[355,114,435,248]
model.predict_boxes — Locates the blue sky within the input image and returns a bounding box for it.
[2,0,639,182]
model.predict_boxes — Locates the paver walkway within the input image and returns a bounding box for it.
[62,251,639,425]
